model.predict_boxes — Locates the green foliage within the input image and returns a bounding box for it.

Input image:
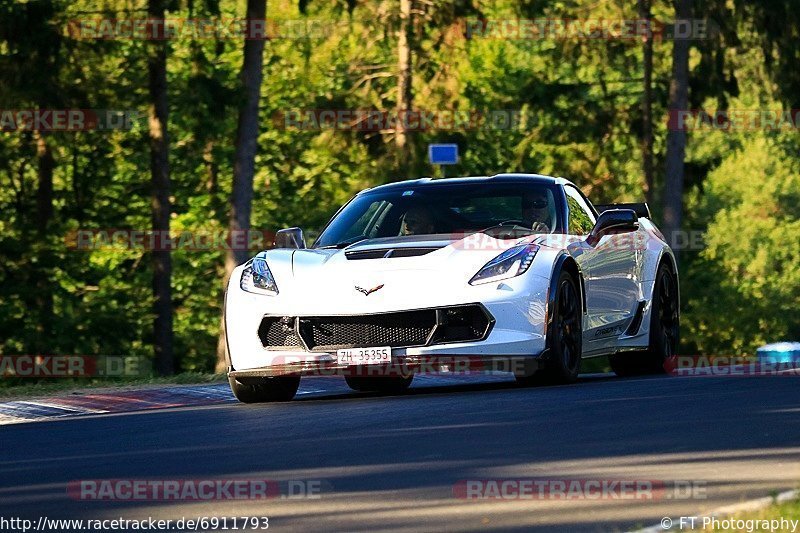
[683,136,800,354]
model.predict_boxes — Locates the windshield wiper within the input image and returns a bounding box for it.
[318,237,368,249]
[479,223,532,235]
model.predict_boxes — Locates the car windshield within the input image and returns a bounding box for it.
[314,181,562,248]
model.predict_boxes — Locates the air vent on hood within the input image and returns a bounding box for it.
[345,247,440,260]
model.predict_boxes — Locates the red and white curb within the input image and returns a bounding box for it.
[0,384,235,425]
[0,372,521,426]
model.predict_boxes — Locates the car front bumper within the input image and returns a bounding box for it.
[225,266,551,374]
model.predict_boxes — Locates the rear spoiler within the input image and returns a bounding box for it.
[594,202,651,219]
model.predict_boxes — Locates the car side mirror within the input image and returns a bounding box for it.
[586,209,639,246]
[273,227,306,249]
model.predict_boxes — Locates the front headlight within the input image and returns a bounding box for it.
[240,252,278,295]
[469,243,539,285]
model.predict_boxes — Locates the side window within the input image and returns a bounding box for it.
[564,186,596,236]
[341,200,388,240]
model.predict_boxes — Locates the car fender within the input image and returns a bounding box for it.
[543,252,586,355]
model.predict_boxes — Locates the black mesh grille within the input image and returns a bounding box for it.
[259,305,493,352]
[298,310,437,351]
[430,306,493,344]
[258,317,303,350]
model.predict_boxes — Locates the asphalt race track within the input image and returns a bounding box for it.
[1,372,799,532]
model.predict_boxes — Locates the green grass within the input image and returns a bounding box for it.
[580,356,612,374]
[0,372,227,400]
[704,493,800,531]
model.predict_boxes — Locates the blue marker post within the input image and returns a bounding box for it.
[428,143,458,178]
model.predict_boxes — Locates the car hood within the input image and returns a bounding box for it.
[256,233,552,313]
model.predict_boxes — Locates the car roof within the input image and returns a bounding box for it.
[362,173,574,194]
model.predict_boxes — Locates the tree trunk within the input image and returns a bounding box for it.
[35,132,54,235]
[204,139,218,196]
[395,0,413,168]
[216,0,267,373]
[148,0,174,376]
[663,0,691,260]
[34,132,55,352]
[639,0,654,206]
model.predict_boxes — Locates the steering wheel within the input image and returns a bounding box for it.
[497,219,528,227]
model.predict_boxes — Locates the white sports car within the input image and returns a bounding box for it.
[224,174,679,402]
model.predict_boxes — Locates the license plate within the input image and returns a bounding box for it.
[336,346,391,365]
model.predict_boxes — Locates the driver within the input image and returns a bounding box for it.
[522,191,551,233]
[400,205,436,236]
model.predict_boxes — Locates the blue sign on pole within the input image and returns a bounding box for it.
[428,143,459,165]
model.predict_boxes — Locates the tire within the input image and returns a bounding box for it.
[610,263,679,376]
[228,374,301,403]
[517,270,582,386]
[344,374,414,393]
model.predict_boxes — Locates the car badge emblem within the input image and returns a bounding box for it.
[355,284,384,296]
